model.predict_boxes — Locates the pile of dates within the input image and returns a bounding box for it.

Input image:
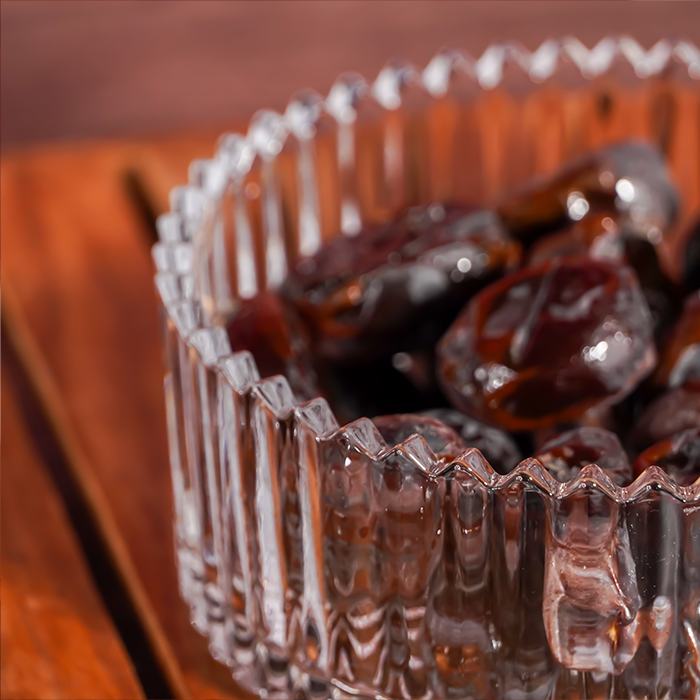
[225,141,700,487]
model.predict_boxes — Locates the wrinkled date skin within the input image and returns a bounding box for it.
[438,257,656,432]
[497,140,679,246]
[372,414,467,464]
[633,427,700,486]
[422,408,521,474]
[534,427,633,486]
[282,204,521,364]
[528,210,682,339]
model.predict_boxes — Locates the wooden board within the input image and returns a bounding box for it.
[1,370,144,700]
[1,135,251,700]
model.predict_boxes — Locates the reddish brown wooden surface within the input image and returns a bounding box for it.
[1,136,251,700]
[1,371,144,700]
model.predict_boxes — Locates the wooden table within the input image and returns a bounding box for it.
[1,133,255,699]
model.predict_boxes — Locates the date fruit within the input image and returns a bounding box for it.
[633,427,700,486]
[422,407,521,474]
[438,257,656,431]
[282,204,520,363]
[498,141,679,246]
[372,413,467,464]
[534,427,633,486]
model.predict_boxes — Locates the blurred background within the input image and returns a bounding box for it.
[3,0,700,150]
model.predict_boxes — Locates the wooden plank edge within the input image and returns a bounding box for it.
[2,377,147,700]
[1,281,193,700]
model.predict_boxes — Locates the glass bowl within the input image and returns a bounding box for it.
[152,37,700,699]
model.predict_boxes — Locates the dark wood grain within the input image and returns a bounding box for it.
[1,368,145,700]
[1,136,250,700]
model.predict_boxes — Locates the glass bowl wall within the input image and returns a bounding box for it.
[153,38,700,699]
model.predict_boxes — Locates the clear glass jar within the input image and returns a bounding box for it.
[153,37,700,699]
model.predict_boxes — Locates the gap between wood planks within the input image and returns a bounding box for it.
[1,301,189,700]
[122,168,161,245]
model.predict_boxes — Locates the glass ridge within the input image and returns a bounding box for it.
[153,36,700,699]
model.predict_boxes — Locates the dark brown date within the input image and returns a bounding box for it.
[627,380,700,457]
[224,291,319,401]
[534,426,633,486]
[498,141,679,246]
[529,210,682,340]
[438,257,656,431]
[633,427,700,486]
[422,408,521,474]
[372,413,467,464]
[282,204,520,364]
[651,292,700,391]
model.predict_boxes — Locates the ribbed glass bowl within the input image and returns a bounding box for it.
[153,38,700,699]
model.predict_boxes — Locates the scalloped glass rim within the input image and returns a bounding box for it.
[153,35,700,503]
